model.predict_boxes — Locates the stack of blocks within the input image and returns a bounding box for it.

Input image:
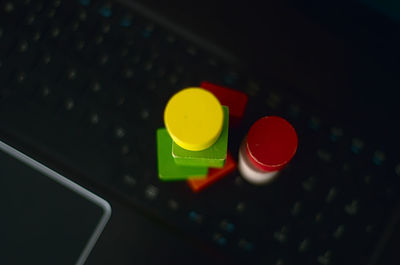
[156,82,248,192]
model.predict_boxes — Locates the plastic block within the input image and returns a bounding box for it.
[156,128,208,181]
[172,106,229,168]
[187,153,237,193]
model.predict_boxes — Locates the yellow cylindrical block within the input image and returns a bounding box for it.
[164,87,223,151]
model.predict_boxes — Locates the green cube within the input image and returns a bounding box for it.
[157,128,208,181]
[172,106,229,168]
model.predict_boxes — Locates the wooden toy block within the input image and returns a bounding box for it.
[164,87,224,151]
[201,81,248,127]
[187,152,237,193]
[172,106,229,168]
[156,128,208,181]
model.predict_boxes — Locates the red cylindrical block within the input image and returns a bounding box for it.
[239,116,298,184]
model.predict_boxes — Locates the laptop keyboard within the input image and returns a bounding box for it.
[0,0,399,264]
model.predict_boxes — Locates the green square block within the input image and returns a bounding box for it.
[157,128,208,181]
[172,106,229,168]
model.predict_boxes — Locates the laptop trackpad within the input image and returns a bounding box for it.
[0,141,111,265]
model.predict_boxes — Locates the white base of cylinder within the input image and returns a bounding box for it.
[238,143,279,185]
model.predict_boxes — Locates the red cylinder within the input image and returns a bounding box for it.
[243,116,298,173]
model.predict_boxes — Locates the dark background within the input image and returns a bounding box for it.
[84,0,400,264]
[2,0,398,264]
[132,0,400,142]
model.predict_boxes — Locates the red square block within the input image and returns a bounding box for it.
[201,81,248,127]
[187,152,237,193]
